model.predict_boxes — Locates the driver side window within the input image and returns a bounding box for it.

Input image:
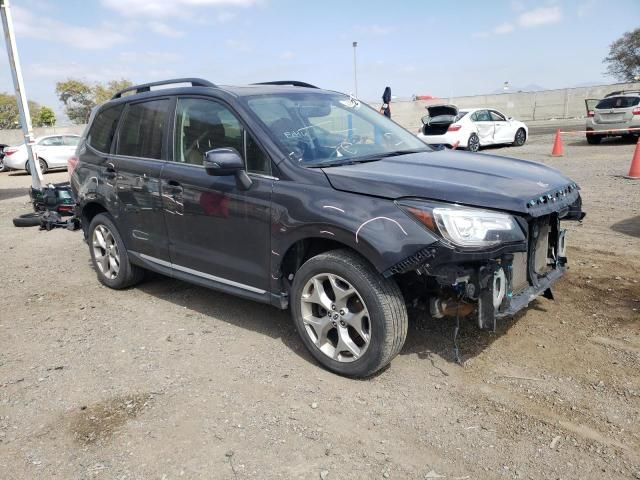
[489,111,506,122]
[174,98,271,175]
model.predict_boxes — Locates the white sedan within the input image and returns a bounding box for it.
[2,134,80,174]
[417,105,528,152]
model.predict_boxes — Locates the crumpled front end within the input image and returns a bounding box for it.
[390,194,584,331]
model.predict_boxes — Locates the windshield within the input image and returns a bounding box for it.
[244,92,430,166]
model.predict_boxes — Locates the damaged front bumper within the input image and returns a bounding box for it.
[393,211,581,331]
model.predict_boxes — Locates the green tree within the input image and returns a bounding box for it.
[0,92,40,129]
[55,79,94,124]
[94,79,133,105]
[32,106,56,127]
[55,78,133,124]
[604,28,640,82]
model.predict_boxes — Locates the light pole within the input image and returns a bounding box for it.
[1,0,42,188]
[352,41,358,98]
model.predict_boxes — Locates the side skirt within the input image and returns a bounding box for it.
[128,251,287,309]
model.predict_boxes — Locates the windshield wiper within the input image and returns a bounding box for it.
[308,148,429,168]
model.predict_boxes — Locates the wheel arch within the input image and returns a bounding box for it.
[279,235,378,282]
[79,200,109,238]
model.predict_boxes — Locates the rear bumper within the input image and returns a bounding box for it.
[586,120,640,135]
[417,131,465,148]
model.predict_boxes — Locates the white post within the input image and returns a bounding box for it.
[352,41,358,98]
[1,0,43,189]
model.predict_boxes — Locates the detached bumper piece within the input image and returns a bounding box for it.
[416,213,572,331]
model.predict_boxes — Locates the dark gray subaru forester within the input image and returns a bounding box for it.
[71,78,584,377]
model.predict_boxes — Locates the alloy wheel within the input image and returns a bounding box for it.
[92,224,120,279]
[300,273,371,362]
[515,129,526,145]
[468,134,480,152]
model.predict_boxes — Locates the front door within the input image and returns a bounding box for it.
[112,98,171,260]
[161,97,273,293]
[490,110,513,143]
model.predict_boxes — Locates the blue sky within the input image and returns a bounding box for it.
[1,0,639,122]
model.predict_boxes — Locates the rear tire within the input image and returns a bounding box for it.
[88,213,144,289]
[25,158,48,174]
[291,249,408,377]
[467,133,480,152]
[586,133,602,145]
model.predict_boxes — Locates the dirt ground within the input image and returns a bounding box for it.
[0,132,639,480]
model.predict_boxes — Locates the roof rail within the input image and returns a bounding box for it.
[253,81,319,89]
[111,78,216,99]
[604,89,640,97]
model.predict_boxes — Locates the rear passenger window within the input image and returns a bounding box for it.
[117,99,169,159]
[64,136,80,146]
[87,104,124,153]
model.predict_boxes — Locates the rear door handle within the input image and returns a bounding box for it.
[105,162,116,180]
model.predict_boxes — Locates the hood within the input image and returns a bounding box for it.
[322,150,580,217]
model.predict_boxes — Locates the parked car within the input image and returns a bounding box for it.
[0,143,8,172]
[585,90,640,144]
[2,134,80,173]
[417,105,528,152]
[72,78,584,377]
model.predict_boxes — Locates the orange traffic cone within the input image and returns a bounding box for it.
[551,129,563,157]
[625,137,640,179]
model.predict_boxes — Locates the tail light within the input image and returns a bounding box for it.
[67,155,79,177]
[587,110,595,118]
[447,124,462,132]
[632,107,640,115]
[4,147,18,156]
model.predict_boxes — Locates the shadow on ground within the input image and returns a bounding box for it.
[611,216,640,238]
[0,186,29,201]
[134,271,522,372]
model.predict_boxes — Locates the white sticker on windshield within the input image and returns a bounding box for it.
[339,96,360,109]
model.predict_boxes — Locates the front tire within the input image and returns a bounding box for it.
[467,133,480,152]
[88,213,144,289]
[291,249,408,377]
[513,128,526,146]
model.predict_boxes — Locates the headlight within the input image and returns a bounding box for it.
[398,200,525,248]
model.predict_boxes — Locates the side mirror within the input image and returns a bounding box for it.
[204,148,244,175]
[507,116,514,121]
[203,147,253,190]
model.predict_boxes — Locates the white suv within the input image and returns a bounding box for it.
[585,91,640,144]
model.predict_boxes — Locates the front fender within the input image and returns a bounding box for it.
[270,180,439,292]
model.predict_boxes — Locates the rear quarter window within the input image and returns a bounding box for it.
[596,96,640,109]
[87,104,124,153]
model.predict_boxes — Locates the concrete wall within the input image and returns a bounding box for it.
[0,124,86,146]
[371,82,640,132]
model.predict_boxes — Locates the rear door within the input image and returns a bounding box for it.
[489,110,514,143]
[160,96,273,293]
[471,110,495,144]
[112,98,171,260]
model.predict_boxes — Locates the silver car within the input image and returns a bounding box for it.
[585,90,640,144]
